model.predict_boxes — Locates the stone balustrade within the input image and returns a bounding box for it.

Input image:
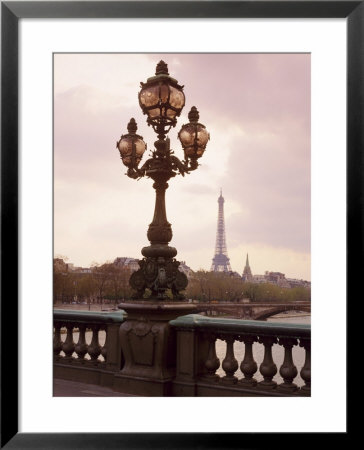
[53,310,126,388]
[53,310,310,397]
[169,314,311,397]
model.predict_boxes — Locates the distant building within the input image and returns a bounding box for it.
[69,266,92,274]
[230,271,242,278]
[286,278,311,289]
[113,257,139,272]
[242,253,253,282]
[178,261,193,279]
[251,272,310,289]
[263,271,290,288]
[237,254,310,288]
[252,274,266,284]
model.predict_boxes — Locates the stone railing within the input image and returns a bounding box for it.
[53,309,310,397]
[169,314,311,397]
[53,310,126,388]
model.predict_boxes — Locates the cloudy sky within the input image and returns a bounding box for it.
[54,53,310,280]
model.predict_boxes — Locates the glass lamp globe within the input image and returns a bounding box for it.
[116,118,146,168]
[138,60,185,137]
[178,106,210,160]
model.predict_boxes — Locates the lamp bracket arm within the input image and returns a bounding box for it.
[182,158,199,173]
[126,168,141,179]
[139,157,155,173]
[170,155,190,176]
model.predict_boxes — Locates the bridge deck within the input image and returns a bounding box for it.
[53,378,137,397]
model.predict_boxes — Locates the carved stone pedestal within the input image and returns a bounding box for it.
[113,300,196,396]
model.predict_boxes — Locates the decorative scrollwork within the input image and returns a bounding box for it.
[129,255,188,300]
[133,321,152,337]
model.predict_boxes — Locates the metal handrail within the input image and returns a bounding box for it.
[170,314,310,339]
[54,309,126,324]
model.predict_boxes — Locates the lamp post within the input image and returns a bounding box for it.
[114,61,210,395]
[116,60,209,301]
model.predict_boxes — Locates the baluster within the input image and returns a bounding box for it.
[258,336,278,388]
[62,324,75,359]
[101,326,107,363]
[88,325,102,363]
[221,335,238,383]
[53,323,63,357]
[74,324,88,360]
[203,334,220,380]
[299,338,311,394]
[239,335,258,386]
[278,337,298,392]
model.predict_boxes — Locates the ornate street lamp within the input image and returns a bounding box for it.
[116,60,210,300]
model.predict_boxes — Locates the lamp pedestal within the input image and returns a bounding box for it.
[113,300,196,396]
[129,170,188,300]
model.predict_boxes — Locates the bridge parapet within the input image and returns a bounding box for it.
[170,314,311,396]
[53,310,310,397]
[53,309,126,387]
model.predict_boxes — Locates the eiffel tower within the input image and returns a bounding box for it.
[211,189,232,272]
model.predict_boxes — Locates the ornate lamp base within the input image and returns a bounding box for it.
[129,244,188,300]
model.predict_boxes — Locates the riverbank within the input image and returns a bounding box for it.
[270,312,310,319]
[54,303,118,312]
[54,304,311,320]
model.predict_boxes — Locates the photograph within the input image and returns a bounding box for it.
[53,53,311,398]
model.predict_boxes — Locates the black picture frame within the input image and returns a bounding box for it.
[1,1,358,448]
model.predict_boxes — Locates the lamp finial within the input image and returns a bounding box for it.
[156,60,169,75]
[188,106,199,123]
[127,118,137,134]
